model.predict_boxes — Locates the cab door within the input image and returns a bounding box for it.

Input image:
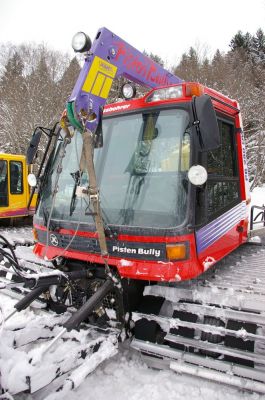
[0,160,8,208]
[8,159,27,216]
[195,116,242,264]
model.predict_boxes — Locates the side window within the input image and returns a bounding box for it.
[207,119,240,218]
[0,160,8,206]
[10,161,23,195]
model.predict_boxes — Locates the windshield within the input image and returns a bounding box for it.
[37,108,191,229]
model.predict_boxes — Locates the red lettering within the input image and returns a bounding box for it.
[115,42,126,61]
[146,64,156,81]
[114,41,171,87]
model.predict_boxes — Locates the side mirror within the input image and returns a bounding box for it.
[26,128,42,165]
[192,94,220,151]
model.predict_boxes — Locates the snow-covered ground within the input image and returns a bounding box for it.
[0,293,262,400]
[0,188,265,400]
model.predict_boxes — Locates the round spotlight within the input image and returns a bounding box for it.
[188,165,208,186]
[72,32,92,53]
[121,83,136,100]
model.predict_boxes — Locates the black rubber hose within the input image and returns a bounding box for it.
[0,248,26,280]
[0,234,18,264]
[14,285,50,311]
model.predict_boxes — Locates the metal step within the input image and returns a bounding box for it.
[131,339,265,394]
[170,362,265,394]
[172,302,265,326]
[132,312,265,343]
[145,285,265,313]
[165,333,265,364]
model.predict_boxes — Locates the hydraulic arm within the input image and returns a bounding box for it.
[67,27,182,132]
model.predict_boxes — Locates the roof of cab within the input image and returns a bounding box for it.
[103,82,239,117]
[0,153,26,161]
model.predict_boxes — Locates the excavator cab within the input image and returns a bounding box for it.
[0,154,37,220]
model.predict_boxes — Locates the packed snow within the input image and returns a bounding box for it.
[0,187,265,399]
[0,289,262,400]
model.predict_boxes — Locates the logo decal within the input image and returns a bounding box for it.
[82,56,117,99]
[104,104,131,113]
[112,245,161,258]
[50,234,59,247]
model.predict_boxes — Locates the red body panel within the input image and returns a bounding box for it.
[197,220,248,273]
[33,82,249,282]
[34,226,203,282]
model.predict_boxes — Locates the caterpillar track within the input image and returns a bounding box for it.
[1,234,265,396]
[0,308,118,398]
[131,241,265,394]
[0,237,123,399]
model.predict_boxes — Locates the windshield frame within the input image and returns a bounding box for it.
[36,102,194,232]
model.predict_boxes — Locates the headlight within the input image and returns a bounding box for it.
[27,173,37,187]
[121,83,136,100]
[146,86,183,103]
[188,165,208,186]
[72,32,92,53]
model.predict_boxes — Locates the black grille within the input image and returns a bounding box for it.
[37,230,166,261]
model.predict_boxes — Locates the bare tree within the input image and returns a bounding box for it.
[0,43,73,154]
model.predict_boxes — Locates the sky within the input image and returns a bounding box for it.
[0,0,265,67]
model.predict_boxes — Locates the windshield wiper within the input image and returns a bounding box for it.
[69,171,81,216]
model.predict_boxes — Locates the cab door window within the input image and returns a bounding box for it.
[0,160,8,206]
[207,119,240,218]
[10,161,23,194]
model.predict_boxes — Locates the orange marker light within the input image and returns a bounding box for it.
[185,83,204,97]
[166,243,187,260]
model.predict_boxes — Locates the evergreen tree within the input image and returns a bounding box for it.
[230,31,252,52]
[0,31,264,187]
[250,29,265,65]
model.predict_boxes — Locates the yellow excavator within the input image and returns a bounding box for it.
[0,153,37,221]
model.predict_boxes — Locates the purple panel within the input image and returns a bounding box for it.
[196,202,246,253]
[68,27,182,132]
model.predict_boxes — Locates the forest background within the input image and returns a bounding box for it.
[0,28,264,189]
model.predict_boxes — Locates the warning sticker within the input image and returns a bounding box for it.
[82,56,117,99]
